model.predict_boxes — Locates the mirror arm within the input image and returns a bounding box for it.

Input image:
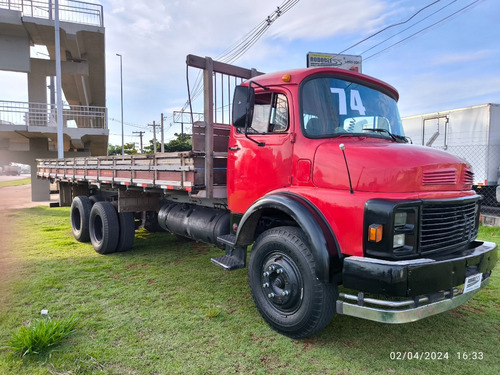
[244,131,266,147]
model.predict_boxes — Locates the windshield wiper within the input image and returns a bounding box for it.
[362,128,407,143]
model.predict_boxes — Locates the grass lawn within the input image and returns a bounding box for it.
[0,207,499,374]
[0,178,31,188]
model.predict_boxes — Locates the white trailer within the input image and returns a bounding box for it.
[402,103,500,204]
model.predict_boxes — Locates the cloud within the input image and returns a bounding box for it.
[102,0,392,81]
[429,50,497,67]
[397,73,500,116]
[267,0,389,41]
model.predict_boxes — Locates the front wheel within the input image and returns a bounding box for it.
[248,226,336,339]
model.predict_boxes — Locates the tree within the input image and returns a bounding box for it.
[144,133,192,154]
[108,143,138,156]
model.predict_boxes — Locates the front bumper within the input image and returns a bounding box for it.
[337,240,497,323]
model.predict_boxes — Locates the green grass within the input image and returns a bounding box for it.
[3,315,77,357]
[0,206,499,374]
[0,178,31,188]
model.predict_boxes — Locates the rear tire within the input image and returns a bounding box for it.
[70,196,92,242]
[89,202,119,254]
[116,212,135,252]
[248,226,336,339]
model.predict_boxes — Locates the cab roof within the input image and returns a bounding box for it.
[246,67,399,101]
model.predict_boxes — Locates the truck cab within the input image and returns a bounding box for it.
[223,67,497,338]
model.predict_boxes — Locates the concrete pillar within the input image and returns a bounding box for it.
[28,60,49,105]
[29,138,50,201]
[0,10,30,73]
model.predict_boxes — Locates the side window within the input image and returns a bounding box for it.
[270,93,288,132]
[240,92,289,134]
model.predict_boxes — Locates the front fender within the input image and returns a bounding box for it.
[235,193,341,283]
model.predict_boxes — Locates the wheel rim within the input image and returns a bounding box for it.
[94,215,103,242]
[260,251,304,314]
[72,207,81,231]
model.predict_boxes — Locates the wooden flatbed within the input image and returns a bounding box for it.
[37,152,198,191]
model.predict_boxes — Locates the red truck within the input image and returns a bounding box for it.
[37,55,497,338]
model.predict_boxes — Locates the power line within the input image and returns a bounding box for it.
[364,0,482,61]
[215,0,300,64]
[109,117,147,129]
[218,0,300,64]
[181,0,301,113]
[359,0,460,56]
[338,0,444,55]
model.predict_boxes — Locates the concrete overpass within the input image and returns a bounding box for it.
[0,0,108,200]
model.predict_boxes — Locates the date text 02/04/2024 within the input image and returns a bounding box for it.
[390,352,484,360]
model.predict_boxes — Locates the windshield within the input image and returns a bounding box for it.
[301,76,405,140]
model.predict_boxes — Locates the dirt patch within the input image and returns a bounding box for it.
[0,184,54,303]
[0,184,53,211]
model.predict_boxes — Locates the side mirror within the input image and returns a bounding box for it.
[232,85,255,128]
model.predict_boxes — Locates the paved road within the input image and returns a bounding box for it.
[0,174,30,182]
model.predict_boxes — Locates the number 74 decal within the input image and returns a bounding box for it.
[330,88,366,115]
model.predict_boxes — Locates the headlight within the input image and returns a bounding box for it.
[364,200,419,259]
[393,233,406,248]
[393,208,417,253]
[394,212,407,227]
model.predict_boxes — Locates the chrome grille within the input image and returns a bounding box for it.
[419,200,478,254]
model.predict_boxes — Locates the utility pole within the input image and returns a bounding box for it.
[148,121,157,153]
[55,0,63,159]
[116,53,124,155]
[160,113,165,153]
[133,131,145,153]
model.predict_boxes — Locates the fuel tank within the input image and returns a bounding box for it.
[158,203,230,246]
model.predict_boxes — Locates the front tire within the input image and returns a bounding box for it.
[248,226,336,339]
[89,202,119,254]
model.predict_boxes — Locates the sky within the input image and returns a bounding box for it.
[1,0,499,147]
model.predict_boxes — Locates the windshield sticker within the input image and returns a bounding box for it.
[330,88,366,115]
[350,90,366,115]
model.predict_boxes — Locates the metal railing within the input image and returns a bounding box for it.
[0,100,106,129]
[0,0,103,27]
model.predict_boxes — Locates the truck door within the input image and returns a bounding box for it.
[227,90,293,214]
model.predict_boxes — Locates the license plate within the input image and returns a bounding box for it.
[463,274,482,293]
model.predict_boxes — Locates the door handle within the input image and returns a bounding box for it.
[228,146,240,151]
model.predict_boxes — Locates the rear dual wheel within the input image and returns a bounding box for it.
[70,196,92,242]
[89,202,136,254]
[70,197,135,254]
[116,212,135,252]
[89,202,119,254]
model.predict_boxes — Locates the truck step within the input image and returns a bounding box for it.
[217,234,236,247]
[212,235,246,271]
[211,255,245,271]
